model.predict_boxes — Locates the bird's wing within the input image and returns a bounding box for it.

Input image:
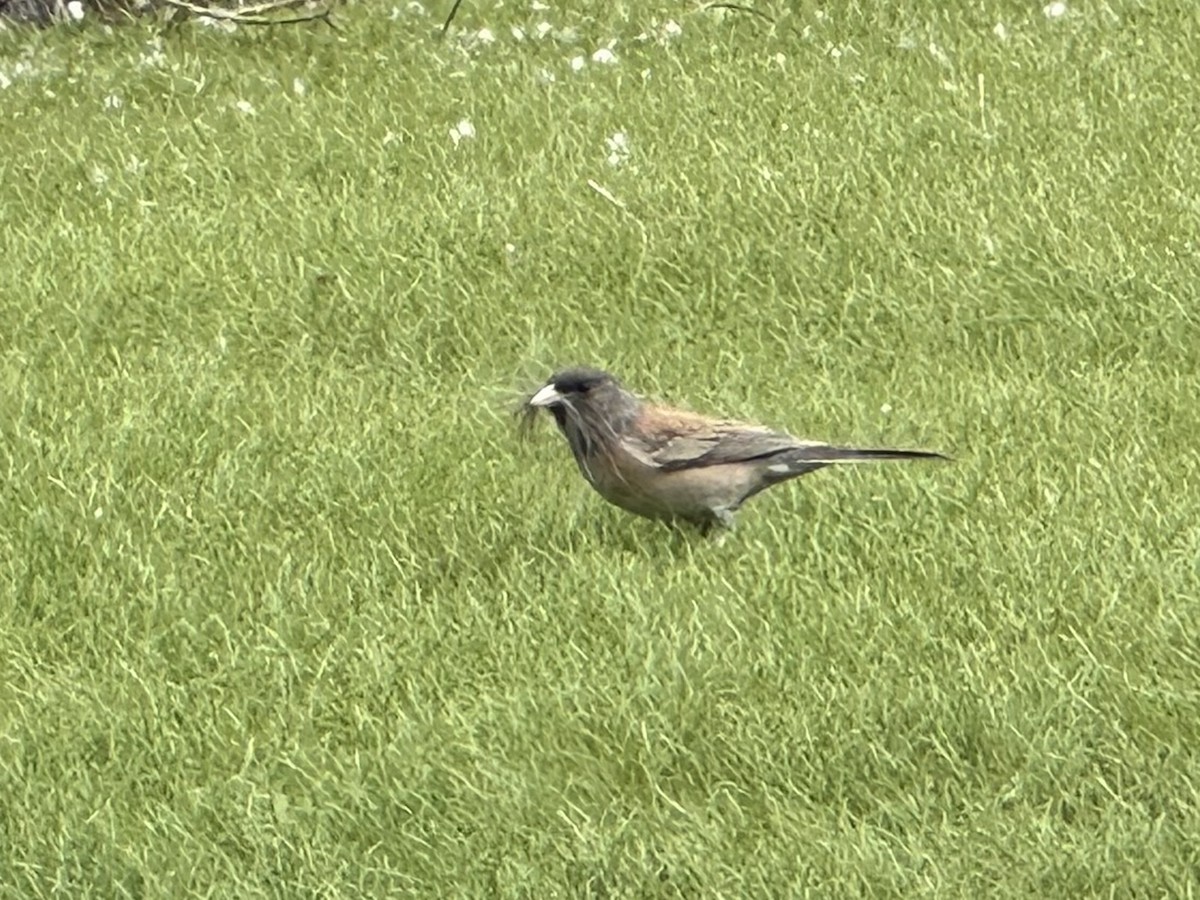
[625,407,822,471]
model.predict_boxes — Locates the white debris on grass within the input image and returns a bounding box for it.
[927,42,951,67]
[636,18,682,44]
[605,131,630,168]
[449,118,476,147]
[138,39,167,68]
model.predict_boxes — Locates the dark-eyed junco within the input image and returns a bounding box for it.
[521,366,949,532]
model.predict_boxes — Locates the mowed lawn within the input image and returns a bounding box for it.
[1,1,1197,895]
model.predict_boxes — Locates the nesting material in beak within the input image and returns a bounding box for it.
[528,384,563,407]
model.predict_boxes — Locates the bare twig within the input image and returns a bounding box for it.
[586,179,649,283]
[439,0,462,36]
[701,2,775,24]
[160,0,332,26]
[586,179,626,210]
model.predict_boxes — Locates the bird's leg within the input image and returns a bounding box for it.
[699,507,737,538]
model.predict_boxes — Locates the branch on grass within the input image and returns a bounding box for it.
[437,1,773,39]
[701,2,775,25]
[161,0,334,27]
[439,0,462,37]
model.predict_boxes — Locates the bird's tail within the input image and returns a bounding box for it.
[758,445,949,485]
[791,445,950,464]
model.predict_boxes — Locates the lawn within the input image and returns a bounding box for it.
[1,0,1198,895]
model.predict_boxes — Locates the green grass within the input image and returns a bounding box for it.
[2,0,1198,895]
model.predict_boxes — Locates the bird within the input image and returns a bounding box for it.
[520,366,949,533]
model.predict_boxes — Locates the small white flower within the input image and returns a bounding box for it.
[406,0,425,14]
[605,131,630,167]
[90,165,109,186]
[235,99,255,115]
[382,130,401,146]
[475,27,495,44]
[0,73,12,90]
[125,155,147,175]
[103,93,123,109]
[530,0,548,9]
[292,77,306,96]
[569,55,586,72]
[503,242,517,255]
[880,403,893,415]
[774,52,787,69]
[511,25,526,41]
[591,47,618,65]
[927,41,950,67]
[661,20,682,40]
[66,1,84,20]
[1043,1,1067,18]
[993,22,1009,40]
[449,118,476,146]
[138,42,167,67]
[533,21,552,39]
[94,507,103,519]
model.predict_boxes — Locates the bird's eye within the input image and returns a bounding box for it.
[556,378,590,395]
[551,369,607,396]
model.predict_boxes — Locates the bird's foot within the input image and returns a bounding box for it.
[698,507,736,540]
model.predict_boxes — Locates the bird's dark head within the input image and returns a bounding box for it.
[521,366,639,457]
[528,367,617,410]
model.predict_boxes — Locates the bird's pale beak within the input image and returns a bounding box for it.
[528,384,563,407]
